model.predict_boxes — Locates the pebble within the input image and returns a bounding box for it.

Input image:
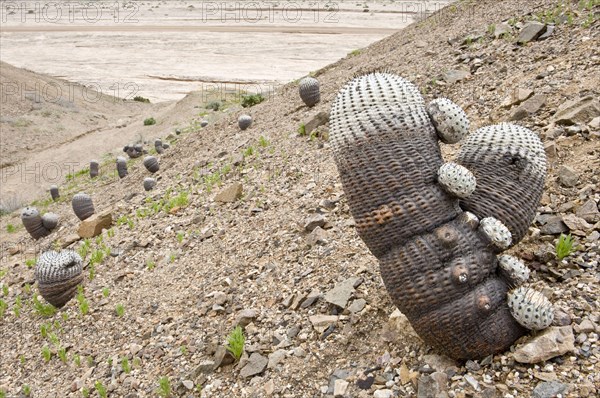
[532,381,568,398]
[240,353,268,378]
[373,389,393,398]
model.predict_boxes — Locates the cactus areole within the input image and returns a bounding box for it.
[328,73,550,360]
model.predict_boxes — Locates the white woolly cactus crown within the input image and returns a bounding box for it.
[498,255,530,285]
[426,98,470,144]
[507,286,554,330]
[479,217,512,250]
[437,162,476,198]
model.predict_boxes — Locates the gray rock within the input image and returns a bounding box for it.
[589,116,600,130]
[443,69,470,83]
[324,277,362,308]
[327,369,351,395]
[374,390,393,398]
[193,360,216,376]
[517,21,547,43]
[558,165,579,187]
[494,22,512,38]
[576,199,600,223]
[417,372,448,398]
[300,290,322,308]
[235,309,257,327]
[267,349,287,369]
[240,353,268,378]
[303,111,329,136]
[537,215,569,235]
[304,214,326,232]
[181,380,194,390]
[200,120,209,127]
[562,214,593,234]
[532,381,568,398]
[510,94,546,120]
[307,226,328,246]
[553,96,600,125]
[309,315,338,333]
[348,298,367,313]
[544,142,557,159]
[215,182,243,203]
[213,346,235,368]
[513,326,575,363]
[502,87,534,108]
[333,379,349,397]
[537,24,555,40]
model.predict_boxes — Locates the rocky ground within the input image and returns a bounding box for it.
[0,0,599,397]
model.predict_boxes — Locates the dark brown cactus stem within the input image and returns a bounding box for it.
[35,250,84,308]
[116,156,128,179]
[21,207,50,239]
[90,160,99,178]
[50,185,59,201]
[155,139,164,154]
[238,115,252,130]
[41,213,59,231]
[72,193,95,221]
[299,76,320,107]
[143,156,159,173]
[143,177,156,191]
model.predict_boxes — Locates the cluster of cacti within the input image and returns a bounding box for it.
[155,139,164,154]
[35,250,84,307]
[21,207,59,239]
[90,160,99,178]
[116,156,128,178]
[49,185,59,201]
[329,72,553,360]
[143,156,159,173]
[123,143,145,159]
[299,76,320,107]
[143,177,156,191]
[238,114,252,130]
[72,193,94,221]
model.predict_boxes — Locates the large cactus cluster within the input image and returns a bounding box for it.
[329,72,552,359]
[21,207,60,239]
[35,250,84,307]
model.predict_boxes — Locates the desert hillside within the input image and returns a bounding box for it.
[0,1,599,397]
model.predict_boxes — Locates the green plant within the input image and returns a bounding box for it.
[6,224,16,233]
[25,258,36,268]
[258,135,270,148]
[13,295,22,317]
[348,49,361,57]
[180,345,188,355]
[121,357,131,373]
[81,387,90,398]
[0,389,5,398]
[243,146,255,157]
[23,283,31,295]
[298,123,306,136]
[58,346,67,362]
[42,345,52,362]
[225,325,245,361]
[115,303,125,317]
[157,376,171,398]
[32,294,57,317]
[22,385,31,396]
[48,332,59,346]
[74,353,81,367]
[133,96,150,103]
[2,284,7,297]
[20,355,25,365]
[40,323,49,338]
[144,117,156,126]
[241,93,265,108]
[146,260,156,270]
[169,253,176,263]
[133,357,142,368]
[76,286,89,315]
[487,23,496,35]
[107,228,115,238]
[102,287,110,298]
[205,101,221,111]
[78,239,91,259]
[556,233,574,260]
[95,381,107,398]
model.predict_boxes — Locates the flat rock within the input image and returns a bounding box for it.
[348,298,366,313]
[78,210,112,238]
[532,381,568,398]
[303,111,329,135]
[333,379,349,397]
[307,226,328,246]
[517,21,546,43]
[443,69,470,83]
[215,182,243,203]
[502,87,534,108]
[553,96,600,125]
[418,372,448,398]
[558,165,579,187]
[304,214,326,232]
[309,315,338,333]
[494,22,512,38]
[513,326,575,363]
[562,213,593,234]
[374,389,393,398]
[510,94,546,120]
[267,349,287,369]
[538,215,569,235]
[235,309,258,327]
[576,199,600,223]
[324,277,361,308]
[240,353,268,378]
[213,346,235,368]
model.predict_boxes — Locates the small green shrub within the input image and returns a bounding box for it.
[258,136,269,148]
[298,123,306,136]
[32,295,57,317]
[225,325,245,361]
[115,304,125,317]
[22,384,31,396]
[0,299,7,318]
[157,376,171,397]
[102,288,110,298]
[121,357,131,373]
[556,233,574,260]
[58,346,67,362]
[241,93,264,108]
[205,101,221,111]
[133,96,150,103]
[41,345,52,362]
[6,224,16,233]
[144,117,156,126]
[76,286,89,315]
[25,258,36,268]
[95,381,107,398]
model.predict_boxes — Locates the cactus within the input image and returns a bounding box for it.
[329,72,551,360]
[143,177,156,191]
[299,76,320,107]
[35,250,84,308]
[143,156,160,173]
[507,287,554,330]
[41,213,59,231]
[154,139,164,154]
[90,160,99,178]
[72,193,94,221]
[238,115,252,130]
[116,156,128,178]
[124,144,143,159]
[49,185,59,201]
[21,207,51,239]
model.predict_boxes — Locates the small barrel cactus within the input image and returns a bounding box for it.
[21,207,51,239]
[143,177,156,191]
[90,160,99,178]
[328,72,551,360]
[238,115,252,130]
[49,185,59,201]
[143,156,160,173]
[41,213,59,231]
[35,250,84,308]
[72,193,94,221]
[154,139,164,154]
[163,143,170,149]
[116,156,128,178]
[299,76,320,107]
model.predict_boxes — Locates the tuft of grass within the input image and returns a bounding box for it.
[243,146,255,157]
[177,232,185,243]
[41,345,52,362]
[76,286,89,315]
[73,354,81,367]
[298,123,306,136]
[2,284,7,297]
[25,258,36,268]
[115,303,125,317]
[102,287,110,298]
[157,376,171,398]
[146,260,156,270]
[22,384,31,396]
[81,387,90,397]
[58,346,67,362]
[144,117,156,126]
[556,233,574,260]
[121,357,131,373]
[0,299,7,318]
[95,381,107,398]
[78,239,91,259]
[241,93,264,108]
[348,48,361,57]
[205,101,221,111]
[13,295,22,317]
[225,325,245,361]
[258,135,270,148]
[6,224,16,233]
[133,96,150,103]
[32,295,57,317]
